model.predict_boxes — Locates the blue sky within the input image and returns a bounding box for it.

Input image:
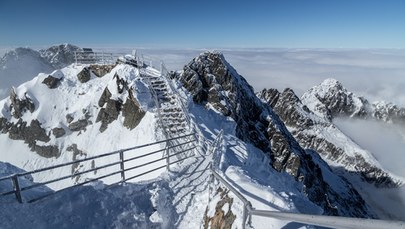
[0,0,404,48]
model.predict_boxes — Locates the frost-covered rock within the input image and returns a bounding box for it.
[302,78,405,124]
[259,87,401,188]
[39,43,82,69]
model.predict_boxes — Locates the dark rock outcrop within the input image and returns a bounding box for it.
[77,65,115,84]
[96,74,143,132]
[90,64,115,77]
[68,119,89,132]
[177,52,270,152]
[122,89,145,130]
[42,75,62,89]
[52,127,66,138]
[8,119,50,143]
[9,89,35,118]
[0,118,59,158]
[96,99,122,133]
[77,67,91,83]
[98,88,112,107]
[31,144,60,158]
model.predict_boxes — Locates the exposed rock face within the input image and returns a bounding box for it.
[8,119,50,143]
[31,144,60,158]
[9,89,35,118]
[259,88,314,129]
[0,118,59,158]
[77,65,115,84]
[204,187,236,229]
[177,52,373,217]
[302,78,405,124]
[68,119,89,132]
[52,127,66,138]
[372,101,405,124]
[123,89,145,130]
[42,75,62,89]
[96,99,122,132]
[90,64,115,77]
[77,67,91,83]
[258,87,400,188]
[96,73,144,132]
[177,52,270,152]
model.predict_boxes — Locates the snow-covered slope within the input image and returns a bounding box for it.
[1,51,392,228]
[0,44,82,99]
[0,62,163,189]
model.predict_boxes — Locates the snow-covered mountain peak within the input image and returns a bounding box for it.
[302,78,405,125]
[302,78,369,120]
[39,43,82,69]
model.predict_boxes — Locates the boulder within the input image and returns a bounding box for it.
[42,75,62,89]
[52,127,66,138]
[77,67,91,83]
[68,119,89,132]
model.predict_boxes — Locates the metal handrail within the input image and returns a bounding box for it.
[250,210,405,229]
[207,131,405,229]
[0,133,196,203]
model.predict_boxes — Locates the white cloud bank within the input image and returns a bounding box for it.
[334,118,405,178]
[100,48,405,106]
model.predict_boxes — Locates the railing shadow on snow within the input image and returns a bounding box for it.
[0,133,196,204]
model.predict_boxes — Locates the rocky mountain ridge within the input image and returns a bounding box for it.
[175,52,374,217]
[258,86,402,188]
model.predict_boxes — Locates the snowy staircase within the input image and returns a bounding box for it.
[139,67,195,160]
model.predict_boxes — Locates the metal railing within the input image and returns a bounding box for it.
[210,164,405,229]
[208,135,405,229]
[0,133,196,203]
[74,51,125,65]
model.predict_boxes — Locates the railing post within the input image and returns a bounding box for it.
[166,141,170,171]
[119,150,125,184]
[74,52,77,66]
[242,203,247,229]
[11,175,23,203]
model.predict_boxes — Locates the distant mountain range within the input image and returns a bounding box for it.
[0,44,81,98]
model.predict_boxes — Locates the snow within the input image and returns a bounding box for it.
[0,63,164,190]
[2,51,404,228]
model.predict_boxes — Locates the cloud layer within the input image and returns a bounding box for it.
[334,118,405,178]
